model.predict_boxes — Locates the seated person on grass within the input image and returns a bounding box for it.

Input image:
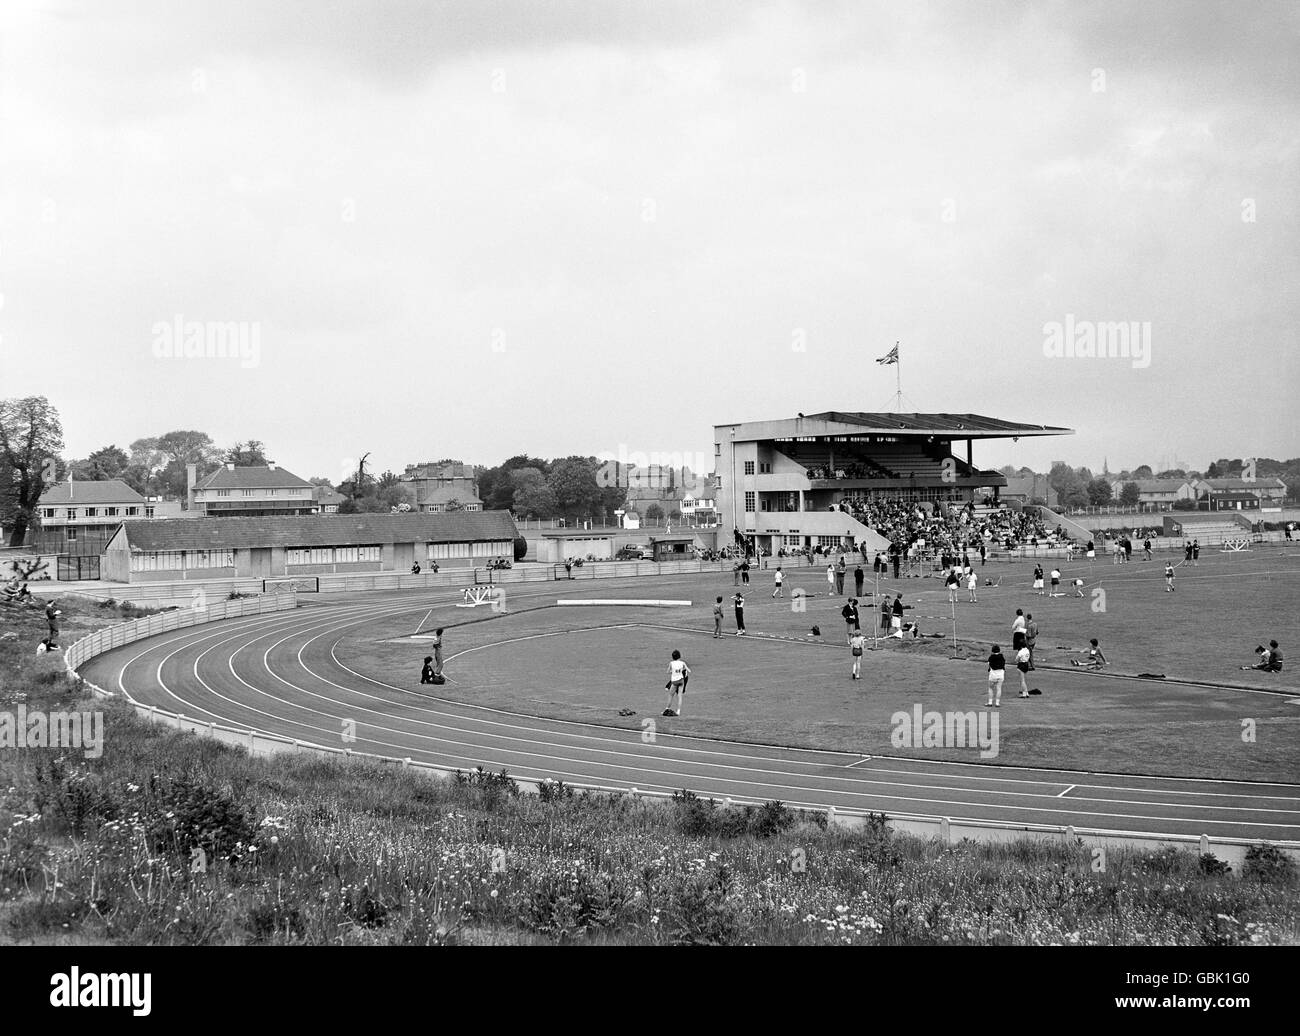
[1242,641,1283,673]
[1070,639,1107,669]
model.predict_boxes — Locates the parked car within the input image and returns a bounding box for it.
[615,544,653,561]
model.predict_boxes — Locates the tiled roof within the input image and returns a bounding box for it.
[39,480,146,506]
[418,485,483,505]
[193,465,314,491]
[314,487,346,505]
[115,511,519,552]
[1198,477,1286,490]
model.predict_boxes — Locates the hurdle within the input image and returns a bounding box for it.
[1219,537,1251,553]
[557,599,691,607]
[457,586,503,608]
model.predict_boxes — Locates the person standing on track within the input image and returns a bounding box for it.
[850,628,867,680]
[1033,564,1045,595]
[826,563,836,596]
[987,644,1006,707]
[732,591,747,635]
[1144,537,1152,561]
[891,593,905,636]
[1049,567,1061,597]
[836,556,847,595]
[712,596,723,638]
[1025,613,1039,670]
[772,565,784,599]
[1012,609,1027,653]
[967,568,978,603]
[1164,561,1176,591]
[741,558,750,585]
[854,563,865,597]
[663,650,690,716]
[432,628,445,675]
[1192,539,1200,566]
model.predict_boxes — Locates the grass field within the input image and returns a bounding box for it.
[337,548,1300,781]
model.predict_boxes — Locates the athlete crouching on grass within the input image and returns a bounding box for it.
[664,650,690,716]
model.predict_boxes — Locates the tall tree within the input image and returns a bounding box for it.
[1119,482,1141,506]
[225,440,272,466]
[547,456,603,518]
[78,444,129,480]
[0,396,65,546]
[1086,478,1113,506]
[1132,465,1153,479]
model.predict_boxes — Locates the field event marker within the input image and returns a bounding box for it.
[557,599,691,607]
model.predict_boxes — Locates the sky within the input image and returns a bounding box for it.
[1,0,1297,483]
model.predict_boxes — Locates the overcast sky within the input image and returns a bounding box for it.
[1,0,1296,481]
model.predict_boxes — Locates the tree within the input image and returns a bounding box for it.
[0,396,65,546]
[1154,469,1186,479]
[645,503,665,521]
[1119,482,1141,507]
[444,498,465,511]
[510,467,557,517]
[128,437,164,473]
[156,430,217,468]
[1132,465,1153,479]
[1086,478,1113,506]
[480,454,551,511]
[73,444,129,481]
[547,457,603,518]
[225,440,272,466]
[308,477,336,490]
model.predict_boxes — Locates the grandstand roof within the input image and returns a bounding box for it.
[718,412,1073,441]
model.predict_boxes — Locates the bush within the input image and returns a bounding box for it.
[1243,843,1296,884]
[144,772,259,864]
[1198,853,1231,877]
[33,759,120,836]
[537,778,575,803]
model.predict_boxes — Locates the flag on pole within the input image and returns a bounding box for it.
[876,343,899,365]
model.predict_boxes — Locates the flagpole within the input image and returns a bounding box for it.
[895,342,901,412]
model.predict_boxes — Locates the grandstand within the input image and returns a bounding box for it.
[714,412,1074,555]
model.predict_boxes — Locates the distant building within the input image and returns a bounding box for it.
[314,486,345,513]
[1109,478,1196,510]
[1192,477,1287,510]
[34,479,155,555]
[189,463,317,517]
[1001,474,1058,509]
[401,462,483,512]
[101,511,520,583]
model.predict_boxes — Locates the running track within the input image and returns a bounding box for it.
[77,587,1300,844]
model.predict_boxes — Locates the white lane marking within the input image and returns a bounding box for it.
[1058,785,1076,798]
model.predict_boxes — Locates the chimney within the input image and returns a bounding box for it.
[186,463,197,511]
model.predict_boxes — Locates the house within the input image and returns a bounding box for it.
[189,463,318,517]
[400,462,483,512]
[101,511,520,583]
[1108,478,1196,510]
[314,486,345,513]
[1002,475,1059,509]
[1192,477,1287,510]
[33,479,155,555]
[678,495,718,525]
